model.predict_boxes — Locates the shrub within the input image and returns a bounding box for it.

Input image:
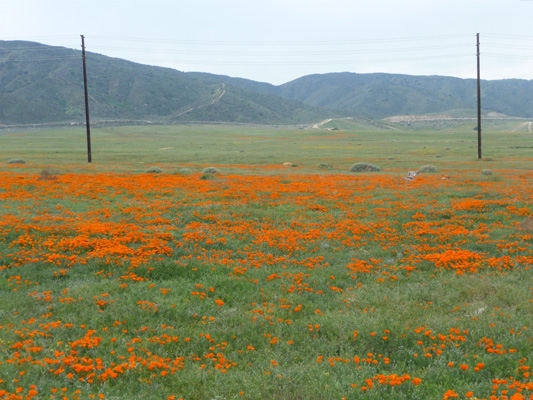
[481,169,493,176]
[7,159,25,164]
[200,173,217,180]
[349,162,381,172]
[39,168,59,180]
[202,167,221,174]
[318,164,332,170]
[419,165,438,173]
[145,166,163,174]
[519,217,533,233]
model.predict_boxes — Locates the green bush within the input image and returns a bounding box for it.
[202,167,221,174]
[200,173,217,180]
[7,159,26,164]
[419,165,438,173]
[145,166,163,174]
[39,168,59,180]
[349,162,381,172]
[482,169,493,176]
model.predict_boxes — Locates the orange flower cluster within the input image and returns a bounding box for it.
[0,169,531,399]
[360,373,421,390]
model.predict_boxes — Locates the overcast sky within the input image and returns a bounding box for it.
[2,0,533,85]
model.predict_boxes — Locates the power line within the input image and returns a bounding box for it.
[87,44,473,56]
[0,56,79,62]
[484,42,533,49]
[0,45,78,51]
[0,44,473,57]
[484,53,533,60]
[89,33,472,46]
[2,33,532,68]
[0,35,77,41]
[4,51,532,65]
[483,33,533,41]
[81,35,92,164]
[103,53,474,67]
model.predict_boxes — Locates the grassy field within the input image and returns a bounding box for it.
[0,124,532,400]
[0,121,532,171]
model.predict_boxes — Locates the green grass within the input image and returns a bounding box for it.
[1,123,532,173]
[0,124,531,400]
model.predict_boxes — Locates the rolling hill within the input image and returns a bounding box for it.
[0,41,333,125]
[205,72,533,120]
[1,41,533,125]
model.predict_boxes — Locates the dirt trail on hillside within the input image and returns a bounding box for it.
[210,84,226,104]
[509,121,532,133]
[311,117,402,131]
[312,119,332,128]
[174,83,226,117]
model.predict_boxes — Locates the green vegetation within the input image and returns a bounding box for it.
[2,41,533,126]
[38,167,60,180]
[0,124,531,173]
[144,166,164,174]
[349,162,381,172]
[0,41,331,125]
[201,167,221,174]
[273,72,533,119]
[6,158,25,164]
[0,125,531,400]
[419,165,439,173]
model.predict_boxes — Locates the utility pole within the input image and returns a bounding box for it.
[81,35,92,163]
[476,33,482,159]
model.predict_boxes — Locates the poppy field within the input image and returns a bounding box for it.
[0,126,532,400]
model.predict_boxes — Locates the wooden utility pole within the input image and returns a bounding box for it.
[81,35,92,163]
[476,33,482,159]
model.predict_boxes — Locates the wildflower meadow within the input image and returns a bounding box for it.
[0,126,531,400]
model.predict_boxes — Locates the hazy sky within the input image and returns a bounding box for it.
[2,0,533,85]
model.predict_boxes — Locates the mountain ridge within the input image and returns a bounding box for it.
[1,40,532,125]
[0,40,334,125]
[221,71,533,119]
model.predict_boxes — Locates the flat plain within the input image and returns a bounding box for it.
[0,124,532,400]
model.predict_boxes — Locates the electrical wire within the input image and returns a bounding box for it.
[1,33,531,67]
[88,33,472,46]
[484,43,533,51]
[0,56,80,62]
[86,44,473,57]
[484,53,533,60]
[118,54,474,67]
[483,33,533,41]
[1,44,473,56]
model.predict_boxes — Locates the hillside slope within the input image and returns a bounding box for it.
[0,41,331,125]
[208,71,533,119]
[274,72,533,119]
[2,41,533,125]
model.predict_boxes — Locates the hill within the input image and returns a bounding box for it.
[216,72,533,119]
[0,41,332,125]
[1,41,533,125]
[278,73,478,118]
